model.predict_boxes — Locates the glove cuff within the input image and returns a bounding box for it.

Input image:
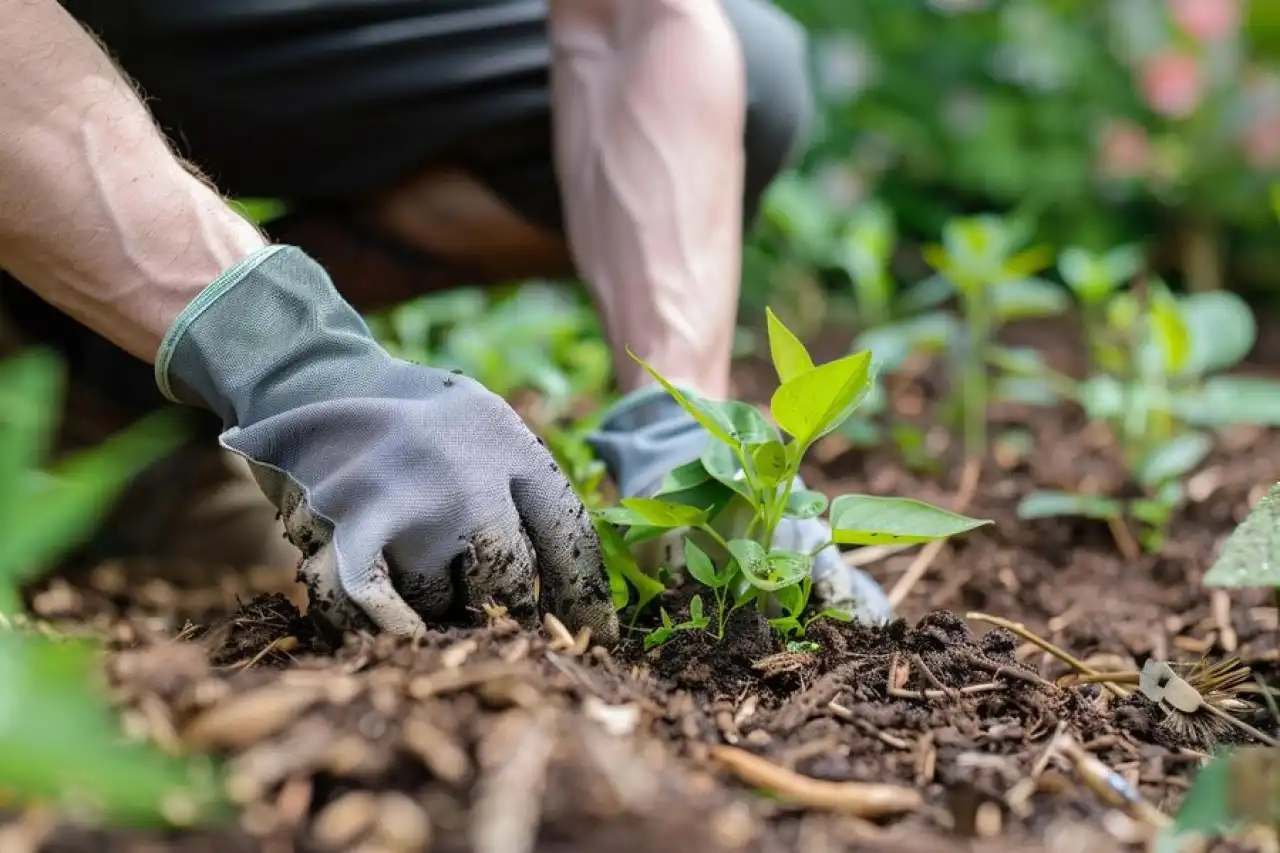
[587,385,710,498]
[156,244,389,426]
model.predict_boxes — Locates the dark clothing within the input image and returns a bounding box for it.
[2,0,812,417]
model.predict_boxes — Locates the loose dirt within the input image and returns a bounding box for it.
[5,315,1279,853]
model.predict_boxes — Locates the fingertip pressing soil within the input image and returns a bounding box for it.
[6,314,1280,853]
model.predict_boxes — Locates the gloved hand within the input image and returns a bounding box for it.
[156,245,619,645]
[587,387,893,626]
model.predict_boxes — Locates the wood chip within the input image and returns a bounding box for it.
[183,684,323,749]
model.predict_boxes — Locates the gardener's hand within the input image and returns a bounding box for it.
[156,245,619,645]
[588,388,894,626]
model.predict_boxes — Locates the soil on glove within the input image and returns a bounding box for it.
[6,315,1280,853]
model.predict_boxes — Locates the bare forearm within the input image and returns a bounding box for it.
[0,0,265,363]
[549,0,745,398]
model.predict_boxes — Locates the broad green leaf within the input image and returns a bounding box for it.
[765,549,812,590]
[650,478,738,524]
[1057,247,1102,299]
[1171,377,1280,428]
[727,539,774,589]
[683,539,721,589]
[1016,490,1124,521]
[773,580,806,618]
[627,348,735,445]
[1002,245,1055,280]
[1177,291,1256,378]
[701,441,752,499]
[1203,483,1280,588]
[653,459,714,497]
[619,497,709,528]
[717,400,780,445]
[989,345,1052,376]
[594,518,664,610]
[1136,433,1212,488]
[784,489,828,519]
[751,441,789,486]
[623,524,669,546]
[765,307,815,384]
[593,506,649,527]
[814,608,854,623]
[989,278,1070,322]
[770,351,874,448]
[828,495,991,545]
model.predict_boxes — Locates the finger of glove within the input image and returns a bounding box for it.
[802,527,894,627]
[276,483,428,637]
[448,510,540,629]
[511,464,620,648]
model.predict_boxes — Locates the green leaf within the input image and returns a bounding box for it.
[1159,748,1242,846]
[1148,285,1191,375]
[828,495,991,545]
[765,549,812,589]
[751,442,789,486]
[688,594,705,625]
[1178,291,1256,378]
[1172,377,1280,427]
[727,539,774,590]
[644,627,674,650]
[770,351,874,448]
[627,348,735,445]
[0,632,228,827]
[717,400,780,445]
[594,519,665,611]
[618,497,709,528]
[1104,244,1145,285]
[1136,433,1212,488]
[989,278,1070,322]
[815,608,854,623]
[1203,483,1280,588]
[1016,490,1124,521]
[0,408,188,592]
[784,489,828,519]
[653,459,714,496]
[683,539,721,589]
[701,441,752,499]
[854,311,958,372]
[765,307,815,384]
[774,581,806,618]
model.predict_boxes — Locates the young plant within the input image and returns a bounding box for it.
[0,348,228,829]
[920,214,1060,463]
[594,308,993,647]
[1014,275,1280,552]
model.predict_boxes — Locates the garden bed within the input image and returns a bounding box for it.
[6,315,1280,853]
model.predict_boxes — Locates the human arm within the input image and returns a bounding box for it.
[548,0,746,399]
[0,0,266,364]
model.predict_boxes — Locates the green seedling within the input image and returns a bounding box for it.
[0,348,228,829]
[1056,243,1145,375]
[369,282,613,424]
[921,214,1061,463]
[594,308,992,646]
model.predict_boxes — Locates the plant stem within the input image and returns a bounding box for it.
[698,523,733,555]
[962,289,990,464]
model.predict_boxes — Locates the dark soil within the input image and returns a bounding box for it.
[6,315,1280,853]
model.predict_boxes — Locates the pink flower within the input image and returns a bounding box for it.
[1097,119,1152,179]
[1139,52,1202,118]
[1242,113,1280,171]
[1168,0,1240,43]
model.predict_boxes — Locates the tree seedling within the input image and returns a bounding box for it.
[594,307,993,647]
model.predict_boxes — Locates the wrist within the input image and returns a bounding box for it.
[157,245,391,426]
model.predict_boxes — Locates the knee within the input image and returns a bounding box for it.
[724,0,815,222]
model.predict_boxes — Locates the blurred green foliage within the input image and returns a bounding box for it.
[0,350,228,830]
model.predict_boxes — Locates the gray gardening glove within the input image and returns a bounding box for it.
[155,245,619,645]
[587,387,893,626]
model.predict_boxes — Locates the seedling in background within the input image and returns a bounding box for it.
[921,214,1061,464]
[1012,247,1280,552]
[0,349,228,829]
[593,308,992,646]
